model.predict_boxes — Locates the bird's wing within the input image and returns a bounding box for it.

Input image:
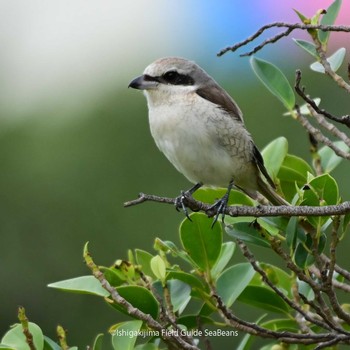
[196,83,244,122]
[252,144,276,189]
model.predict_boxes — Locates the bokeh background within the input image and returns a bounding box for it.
[1,0,349,348]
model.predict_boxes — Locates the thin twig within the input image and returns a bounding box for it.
[295,69,350,128]
[293,107,350,160]
[18,307,36,350]
[84,245,198,350]
[309,266,350,293]
[211,286,349,345]
[321,254,350,282]
[236,239,331,331]
[308,106,350,148]
[312,36,350,93]
[218,23,350,57]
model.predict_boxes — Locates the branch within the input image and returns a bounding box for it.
[293,106,350,160]
[211,286,350,345]
[295,70,350,128]
[321,254,350,282]
[217,23,350,57]
[236,239,332,331]
[18,307,36,350]
[124,192,350,217]
[84,244,199,350]
[312,35,350,93]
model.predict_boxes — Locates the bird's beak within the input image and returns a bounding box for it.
[128,75,159,90]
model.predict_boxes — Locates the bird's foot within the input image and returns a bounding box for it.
[174,183,203,221]
[175,191,192,221]
[208,193,230,227]
[208,179,234,227]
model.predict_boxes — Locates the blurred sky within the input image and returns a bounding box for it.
[1,0,349,120]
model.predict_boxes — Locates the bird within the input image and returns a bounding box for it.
[128,57,288,223]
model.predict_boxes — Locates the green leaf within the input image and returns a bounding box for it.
[1,323,44,350]
[250,57,295,110]
[48,276,109,297]
[343,213,350,233]
[236,315,266,350]
[284,98,321,118]
[100,267,125,287]
[319,141,350,173]
[216,263,255,307]
[150,255,166,282]
[43,336,61,350]
[261,318,299,332]
[91,334,104,350]
[180,213,222,273]
[278,154,313,201]
[293,9,309,23]
[166,271,207,292]
[0,346,15,350]
[302,173,339,228]
[319,0,342,45]
[294,233,326,268]
[110,286,159,320]
[256,218,279,236]
[168,279,191,314]
[255,263,293,298]
[286,216,298,250]
[211,242,235,278]
[293,39,318,58]
[237,286,290,314]
[135,249,156,279]
[111,320,142,350]
[298,280,315,300]
[225,222,271,248]
[261,137,288,181]
[154,239,194,265]
[177,315,215,329]
[309,173,339,205]
[311,9,327,26]
[194,188,254,206]
[134,344,158,350]
[279,154,313,183]
[310,48,346,73]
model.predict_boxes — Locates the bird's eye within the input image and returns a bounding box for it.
[162,70,194,86]
[163,71,180,83]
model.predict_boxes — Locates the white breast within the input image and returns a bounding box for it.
[145,89,257,190]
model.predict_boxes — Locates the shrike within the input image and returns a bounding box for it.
[129,57,287,222]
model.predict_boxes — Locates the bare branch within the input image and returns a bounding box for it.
[293,106,350,160]
[18,307,36,350]
[295,70,350,128]
[211,286,349,345]
[84,245,199,350]
[218,23,350,57]
[124,192,350,217]
[236,239,332,331]
[312,36,350,93]
[321,254,350,282]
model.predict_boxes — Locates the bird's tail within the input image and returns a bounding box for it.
[257,176,289,206]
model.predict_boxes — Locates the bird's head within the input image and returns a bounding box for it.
[128,57,212,105]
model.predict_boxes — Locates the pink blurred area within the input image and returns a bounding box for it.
[257,0,350,49]
[261,0,349,22]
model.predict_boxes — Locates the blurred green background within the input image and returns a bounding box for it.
[1,0,349,348]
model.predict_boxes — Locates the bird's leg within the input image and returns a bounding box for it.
[175,182,203,220]
[209,179,234,227]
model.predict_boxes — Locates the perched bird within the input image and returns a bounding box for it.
[129,57,288,222]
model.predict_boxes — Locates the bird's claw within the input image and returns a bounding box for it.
[175,191,192,221]
[208,193,230,228]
